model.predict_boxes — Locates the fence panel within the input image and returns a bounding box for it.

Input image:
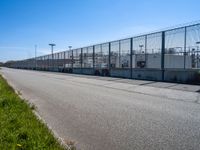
[94,44,101,68]
[120,39,131,68]
[132,36,146,68]
[65,50,73,68]
[82,47,93,68]
[186,24,200,69]
[94,44,109,69]
[110,41,120,68]
[73,49,82,68]
[146,32,162,69]
[101,43,109,69]
[165,27,185,69]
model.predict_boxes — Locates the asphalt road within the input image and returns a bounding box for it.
[1,68,200,150]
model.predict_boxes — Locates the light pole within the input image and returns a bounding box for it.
[139,45,144,53]
[49,43,56,70]
[68,46,72,50]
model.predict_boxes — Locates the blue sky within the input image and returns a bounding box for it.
[0,0,200,62]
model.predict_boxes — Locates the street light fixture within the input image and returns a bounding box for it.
[49,43,56,55]
[139,45,144,53]
[68,46,72,50]
[196,41,200,45]
[49,43,56,70]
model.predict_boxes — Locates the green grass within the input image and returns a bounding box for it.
[0,75,65,150]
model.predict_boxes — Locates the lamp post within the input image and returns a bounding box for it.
[68,46,72,50]
[49,43,56,70]
[139,45,144,53]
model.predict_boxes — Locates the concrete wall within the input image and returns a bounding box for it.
[110,68,131,78]
[73,68,82,74]
[61,67,200,84]
[132,69,162,81]
[15,66,200,84]
[164,69,198,83]
[81,68,94,75]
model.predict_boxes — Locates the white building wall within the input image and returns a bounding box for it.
[132,54,192,69]
[146,54,161,68]
[164,54,192,69]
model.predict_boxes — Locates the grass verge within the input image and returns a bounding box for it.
[0,75,65,150]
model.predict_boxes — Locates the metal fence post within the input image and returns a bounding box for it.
[184,26,187,69]
[119,40,121,68]
[81,48,83,72]
[161,31,165,81]
[64,52,66,71]
[57,53,59,71]
[145,35,147,68]
[47,55,49,71]
[130,38,133,78]
[52,50,54,71]
[72,50,74,70]
[93,46,95,70]
[108,42,111,75]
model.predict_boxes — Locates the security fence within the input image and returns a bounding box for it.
[10,22,200,84]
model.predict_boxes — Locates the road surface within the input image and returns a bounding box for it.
[1,68,200,150]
